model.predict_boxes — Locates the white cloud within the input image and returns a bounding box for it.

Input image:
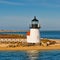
[0,0,60,8]
[0,0,24,6]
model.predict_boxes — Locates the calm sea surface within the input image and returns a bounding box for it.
[0,31,60,60]
[0,50,60,60]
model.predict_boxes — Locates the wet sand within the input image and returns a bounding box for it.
[0,45,60,51]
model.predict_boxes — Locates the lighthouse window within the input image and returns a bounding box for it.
[32,21,38,24]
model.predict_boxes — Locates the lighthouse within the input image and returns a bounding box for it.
[27,16,41,43]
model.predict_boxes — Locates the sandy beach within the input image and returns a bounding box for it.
[0,39,59,51]
[0,45,60,51]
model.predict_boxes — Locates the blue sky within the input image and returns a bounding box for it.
[0,0,60,30]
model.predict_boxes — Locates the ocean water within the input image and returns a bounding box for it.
[40,31,60,39]
[0,50,60,60]
[0,31,60,39]
[0,31,60,60]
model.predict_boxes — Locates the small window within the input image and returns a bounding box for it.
[32,21,38,24]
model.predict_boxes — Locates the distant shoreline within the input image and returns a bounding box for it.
[0,30,28,32]
[0,30,60,32]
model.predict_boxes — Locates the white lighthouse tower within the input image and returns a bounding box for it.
[27,16,41,43]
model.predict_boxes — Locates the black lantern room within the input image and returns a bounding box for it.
[30,16,40,29]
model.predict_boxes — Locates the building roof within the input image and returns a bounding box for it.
[32,16,38,21]
[27,31,30,36]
